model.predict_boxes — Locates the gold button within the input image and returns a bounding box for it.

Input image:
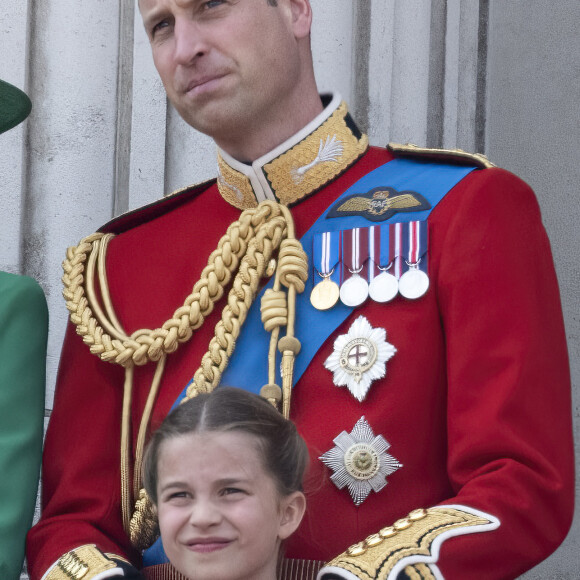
[409,508,428,521]
[379,526,396,539]
[365,534,383,548]
[394,518,411,531]
[347,543,367,557]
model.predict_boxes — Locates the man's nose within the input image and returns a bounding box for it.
[173,18,209,65]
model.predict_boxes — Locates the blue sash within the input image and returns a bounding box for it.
[142,157,475,567]
[196,158,474,394]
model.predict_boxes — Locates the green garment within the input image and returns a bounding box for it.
[0,272,47,580]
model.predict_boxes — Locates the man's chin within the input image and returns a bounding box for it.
[178,103,245,141]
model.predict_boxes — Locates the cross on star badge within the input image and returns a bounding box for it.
[324,316,396,402]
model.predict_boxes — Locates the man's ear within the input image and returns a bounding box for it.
[278,491,307,540]
[288,0,313,40]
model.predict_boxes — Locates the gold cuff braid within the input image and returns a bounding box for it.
[43,545,121,580]
[402,563,437,580]
[321,506,498,580]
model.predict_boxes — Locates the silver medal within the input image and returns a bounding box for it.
[368,270,399,303]
[340,272,369,307]
[398,265,429,300]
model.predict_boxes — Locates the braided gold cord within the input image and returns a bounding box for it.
[129,204,307,548]
[184,210,290,399]
[120,366,134,535]
[130,489,159,551]
[261,289,286,388]
[63,201,308,548]
[273,219,308,417]
[258,212,308,416]
[62,203,282,368]
[133,355,167,500]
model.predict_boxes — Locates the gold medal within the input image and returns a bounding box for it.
[311,232,340,310]
[310,277,340,310]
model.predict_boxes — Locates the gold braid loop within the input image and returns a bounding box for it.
[185,212,290,399]
[63,201,306,550]
[260,237,307,333]
[61,203,287,368]
[277,238,309,292]
[261,290,288,332]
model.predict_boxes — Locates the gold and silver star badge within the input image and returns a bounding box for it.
[324,315,396,402]
[320,416,402,506]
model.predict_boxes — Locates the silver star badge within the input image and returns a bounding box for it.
[324,315,396,402]
[320,417,402,506]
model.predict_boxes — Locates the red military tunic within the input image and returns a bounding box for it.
[27,96,573,580]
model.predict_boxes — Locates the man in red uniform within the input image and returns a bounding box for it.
[27,1,574,579]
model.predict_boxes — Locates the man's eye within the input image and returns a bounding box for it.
[204,0,226,8]
[221,487,244,496]
[151,20,170,37]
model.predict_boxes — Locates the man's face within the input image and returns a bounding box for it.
[139,0,309,149]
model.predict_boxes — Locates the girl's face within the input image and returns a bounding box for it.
[156,430,305,580]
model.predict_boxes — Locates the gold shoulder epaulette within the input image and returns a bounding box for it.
[388,143,495,170]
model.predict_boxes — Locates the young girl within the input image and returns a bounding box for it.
[142,387,309,580]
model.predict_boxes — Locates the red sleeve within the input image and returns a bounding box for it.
[26,322,137,579]
[429,168,573,577]
[318,168,574,580]
[25,184,235,580]
[25,183,239,580]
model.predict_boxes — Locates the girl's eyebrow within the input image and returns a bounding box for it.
[215,477,251,486]
[159,476,253,493]
[159,480,189,493]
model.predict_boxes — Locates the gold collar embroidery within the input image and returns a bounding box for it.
[217,94,369,210]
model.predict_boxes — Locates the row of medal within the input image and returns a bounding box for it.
[310,221,430,311]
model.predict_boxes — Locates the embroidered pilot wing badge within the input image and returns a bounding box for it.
[325,316,396,402]
[320,416,402,506]
[327,186,431,222]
